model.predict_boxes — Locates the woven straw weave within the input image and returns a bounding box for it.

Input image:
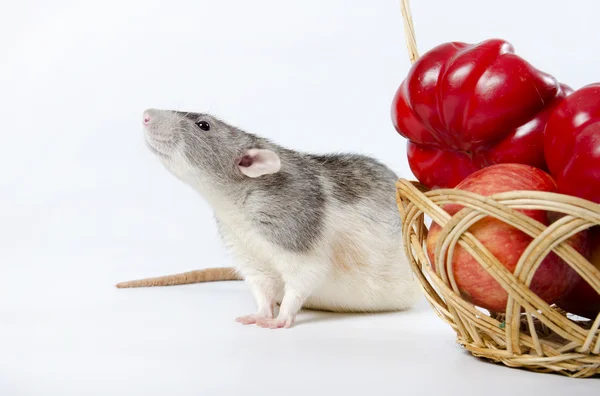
[395,0,600,377]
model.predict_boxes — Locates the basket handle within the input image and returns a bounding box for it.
[400,0,419,64]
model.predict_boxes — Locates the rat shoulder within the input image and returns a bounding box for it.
[306,152,399,204]
[308,152,397,176]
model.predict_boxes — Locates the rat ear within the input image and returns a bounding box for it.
[237,149,281,178]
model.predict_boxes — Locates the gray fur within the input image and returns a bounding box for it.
[144,109,400,253]
[238,151,327,253]
[309,153,399,204]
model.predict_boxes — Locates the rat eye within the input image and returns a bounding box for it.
[196,121,210,131]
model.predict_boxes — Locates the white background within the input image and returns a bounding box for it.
[1,0,599,394]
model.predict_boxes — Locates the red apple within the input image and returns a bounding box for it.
[556,226,600,320]
[425,164,584,313]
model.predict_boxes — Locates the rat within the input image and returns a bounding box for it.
[116,108,421,329]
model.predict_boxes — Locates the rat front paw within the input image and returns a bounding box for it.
[255,315,295,329]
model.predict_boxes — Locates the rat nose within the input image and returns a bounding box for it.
[143,112,151,126]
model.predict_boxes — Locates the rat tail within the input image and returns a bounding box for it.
[115,267,242,288]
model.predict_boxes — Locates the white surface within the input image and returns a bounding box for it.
[1,0,599,394]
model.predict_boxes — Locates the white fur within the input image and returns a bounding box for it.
[145,111,421,328]
[197,172,421,327]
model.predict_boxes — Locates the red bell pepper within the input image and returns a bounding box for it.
[544,83,600,204]
[391,38,569,189]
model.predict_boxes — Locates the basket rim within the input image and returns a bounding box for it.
[394,176,600,377]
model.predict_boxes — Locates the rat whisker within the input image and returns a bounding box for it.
[176,127,229,175]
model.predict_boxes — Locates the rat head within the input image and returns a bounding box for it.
[142,109,281,188]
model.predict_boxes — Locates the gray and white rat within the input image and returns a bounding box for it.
[116,109,420,329]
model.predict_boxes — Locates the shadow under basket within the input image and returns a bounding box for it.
[395,178,600,378]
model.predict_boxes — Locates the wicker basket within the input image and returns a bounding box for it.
[396,0,600,378]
